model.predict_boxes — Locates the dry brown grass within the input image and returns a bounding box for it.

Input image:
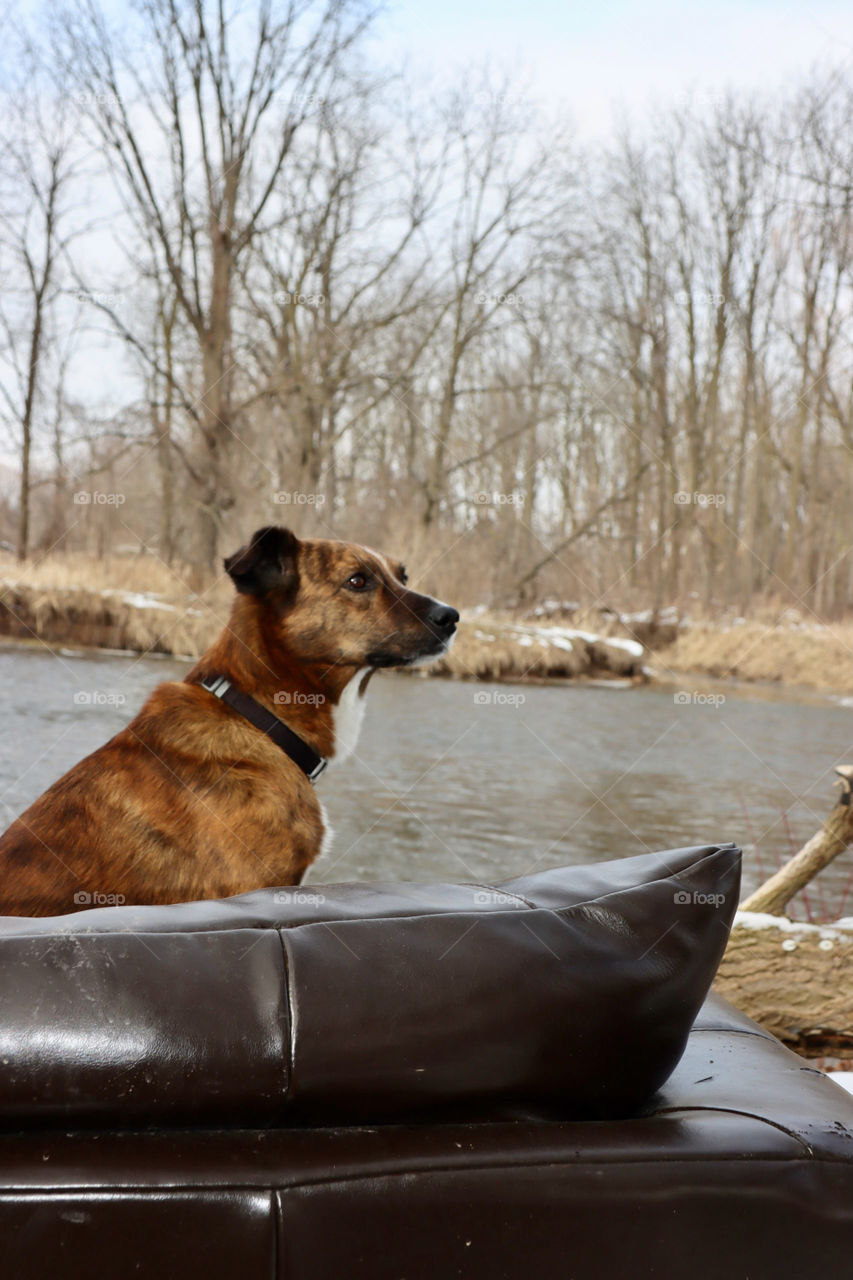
[0,551,230,658]
[0,550,230,601]
[658,619,853,692]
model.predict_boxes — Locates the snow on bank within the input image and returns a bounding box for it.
[531,601,680,631]
[733,911,853,955]
[103,590,177,612]
[619,606,681,627]
[468,618,644,659]
[735,911,853,936]
[551,628,644,658]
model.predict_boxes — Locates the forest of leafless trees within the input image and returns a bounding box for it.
[2,0,853,614]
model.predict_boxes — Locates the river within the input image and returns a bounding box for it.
[1,645,852,919]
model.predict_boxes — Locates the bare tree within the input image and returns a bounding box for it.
[404,81,574,530]
[0,55,80,559]
[58,0,377,566]
[235,78,443,521]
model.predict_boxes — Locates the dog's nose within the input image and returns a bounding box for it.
[429,603,460,633]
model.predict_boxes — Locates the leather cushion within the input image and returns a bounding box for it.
[0,843,740,1126]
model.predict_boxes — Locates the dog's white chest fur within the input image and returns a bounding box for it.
[332,666,370,764]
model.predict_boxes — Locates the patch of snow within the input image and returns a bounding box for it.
[114,591,177,612]
[555,628,598,645]
[598,635,644,658]
[531,599,579,617]
[497,621,643,658]
[734,910,813,933]
[618,606,682,630]
[464,618,644,661]
[734,911,853,937]
[552,628,644,658]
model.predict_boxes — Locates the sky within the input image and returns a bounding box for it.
[375,0,853,137]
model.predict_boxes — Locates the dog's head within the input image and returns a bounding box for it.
[224,526,459,669]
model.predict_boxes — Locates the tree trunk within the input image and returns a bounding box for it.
[17,425,31,563]
[156,419,175,564]
[17,283,46,561]
[198,327,232,571]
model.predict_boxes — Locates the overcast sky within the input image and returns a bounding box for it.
[376,0,853,136]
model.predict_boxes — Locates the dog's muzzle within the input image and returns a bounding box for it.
[367,600,459,668]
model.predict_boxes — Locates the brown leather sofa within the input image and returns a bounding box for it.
[1,843,852,1278]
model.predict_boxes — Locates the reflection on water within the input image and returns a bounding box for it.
[1,646,852,917]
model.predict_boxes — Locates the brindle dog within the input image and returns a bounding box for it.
[0,526,458,916]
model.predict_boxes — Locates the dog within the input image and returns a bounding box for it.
[0,526,458,916]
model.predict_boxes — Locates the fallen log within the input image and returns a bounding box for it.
[715,913,853,1053]
[715,765,853,1055]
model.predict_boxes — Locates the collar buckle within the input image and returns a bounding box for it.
[201,674,231,699]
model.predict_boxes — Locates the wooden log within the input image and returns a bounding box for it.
[715,767,853,1054]
[715,913,853,1052]
[740,765,853,916]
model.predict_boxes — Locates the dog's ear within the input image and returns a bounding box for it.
[223,527,300,599]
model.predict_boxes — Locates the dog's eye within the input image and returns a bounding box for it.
[345,572,369,591]
[399,565,408,584]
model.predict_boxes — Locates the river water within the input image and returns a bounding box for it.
[1,645,852,919]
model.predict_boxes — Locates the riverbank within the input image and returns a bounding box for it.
[656,617,853,694]
[0,560,648,683]
[1,555,852,693]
